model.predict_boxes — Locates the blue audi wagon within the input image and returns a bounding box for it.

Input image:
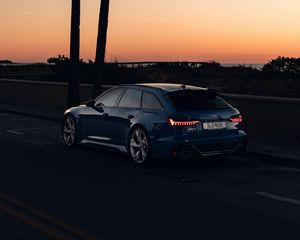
[62,83,247,164]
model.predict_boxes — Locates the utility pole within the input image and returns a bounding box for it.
[94,0,110,98]
[67,0,80,108]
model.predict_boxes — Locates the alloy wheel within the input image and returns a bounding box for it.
[130,128,149,164]
[63,116,76,146]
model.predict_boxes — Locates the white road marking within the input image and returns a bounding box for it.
[8,126,59,132]
[256,192,300,206]
[5,126,59,136]
[24,139,51,146]
[0,118,32,121]
[5,130,24,135]
[249,167,300,172]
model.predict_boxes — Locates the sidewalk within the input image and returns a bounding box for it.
[1,102,300,166]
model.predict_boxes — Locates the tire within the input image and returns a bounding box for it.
[62,115,79,147]
[128,127,152,165]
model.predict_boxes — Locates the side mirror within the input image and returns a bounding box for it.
[86,100,95,108]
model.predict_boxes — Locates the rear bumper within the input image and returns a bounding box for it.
[172,138,248,158]
[152,130,248,158]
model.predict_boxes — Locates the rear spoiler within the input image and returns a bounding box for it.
[167,88,219,96]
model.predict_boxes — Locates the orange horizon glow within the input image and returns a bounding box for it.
[0,0,300,64]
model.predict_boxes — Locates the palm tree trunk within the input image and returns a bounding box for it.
[94,0,110,98]
[67,0,80,108]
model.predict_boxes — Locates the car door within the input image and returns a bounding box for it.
[108,88,143,146]
[80,87,125,143]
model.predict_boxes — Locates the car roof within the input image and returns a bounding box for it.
[119,83,208,93]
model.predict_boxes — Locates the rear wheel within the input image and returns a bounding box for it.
[128,127,151,164]
[62,115,78,147]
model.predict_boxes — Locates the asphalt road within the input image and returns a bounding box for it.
[0,112,300,240]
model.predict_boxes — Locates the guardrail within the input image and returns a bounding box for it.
[0,78,299,144]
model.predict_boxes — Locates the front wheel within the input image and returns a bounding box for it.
[62,115,78,147]
[128,127,151,164]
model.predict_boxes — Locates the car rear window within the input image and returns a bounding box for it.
[118,88,142,108]
[142,92,164,110]
[167,90,230,111]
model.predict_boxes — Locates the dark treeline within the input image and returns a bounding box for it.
[0,56,299,98]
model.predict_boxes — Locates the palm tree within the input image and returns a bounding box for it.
[94,0,110,98]
[67,0,80,108]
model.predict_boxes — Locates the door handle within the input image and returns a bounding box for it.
[127,115,134,119]
[103,113,109,117]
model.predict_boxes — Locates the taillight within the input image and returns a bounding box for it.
[168,118,200,126]
[229,115,243,123]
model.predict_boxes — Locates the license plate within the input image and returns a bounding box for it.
[203,121,226,130]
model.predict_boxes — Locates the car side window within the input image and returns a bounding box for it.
[142,92,164,110]
[95,88,124,107]
[118,89,142,108]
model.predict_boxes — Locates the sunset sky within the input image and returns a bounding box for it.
[0,0,300,63]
